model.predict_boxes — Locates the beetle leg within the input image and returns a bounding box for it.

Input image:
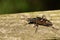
[51,27,59,30]
[35,24,38,33]
[33,24,37,28]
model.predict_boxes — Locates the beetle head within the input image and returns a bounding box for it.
[43,20,53,26]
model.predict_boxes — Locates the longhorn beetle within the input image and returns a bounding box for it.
[27,15,59,33]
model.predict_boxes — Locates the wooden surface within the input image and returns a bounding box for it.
[0,10,60,40]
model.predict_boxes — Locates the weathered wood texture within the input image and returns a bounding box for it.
[0,10,60,40]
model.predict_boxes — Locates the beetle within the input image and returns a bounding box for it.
[27,15,58,33]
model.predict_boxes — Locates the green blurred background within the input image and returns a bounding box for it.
[0,0,60,14]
